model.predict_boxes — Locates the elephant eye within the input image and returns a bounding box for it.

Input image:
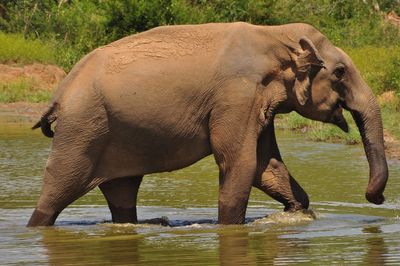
[334,66,345,79]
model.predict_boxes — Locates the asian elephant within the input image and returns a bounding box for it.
[28,22,388,226]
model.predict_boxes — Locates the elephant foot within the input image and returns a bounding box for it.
[283,202,305,212]
[109,205,138,224]
[27,208,60,227]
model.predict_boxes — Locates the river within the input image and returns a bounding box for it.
[1,124,399,265]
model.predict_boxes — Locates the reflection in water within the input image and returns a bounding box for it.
[218,229,253,265]
[363,226,387,265]
[42,226,142,265]
[10,210,398,265]
[41,223,314,266]
[218,225,310,265]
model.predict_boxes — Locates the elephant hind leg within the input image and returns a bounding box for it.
[27,166,98,227]
[28,102,110,227]
[99,176,143,224]
[28,136,108,226]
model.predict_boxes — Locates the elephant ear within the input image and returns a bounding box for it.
[290,37,325,105]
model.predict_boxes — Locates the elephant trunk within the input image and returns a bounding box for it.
[347,84,388,205]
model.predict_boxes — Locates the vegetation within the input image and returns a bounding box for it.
[275,111,361,144]
[0,78,52,103]
[1,1,399,70]
[0,0,399,143]
[0,32,56,64]
[345,46,400,96]
[382,100,400,140]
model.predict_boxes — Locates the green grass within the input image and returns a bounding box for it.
[0,32,56,65]
[344,46,400,96]
[0,78,52,103]
[275,111,361,145]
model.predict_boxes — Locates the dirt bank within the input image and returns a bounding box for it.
[384,130,400,161]
[0,63,66,90]
[0,63,63,122]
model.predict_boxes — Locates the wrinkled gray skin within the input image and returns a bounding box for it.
[28,22,388,226]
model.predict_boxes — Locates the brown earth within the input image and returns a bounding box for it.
[386,10,400,28]
[378,91,398,106]
[0,63,63,123]
[0,63,66,90]
[384,130,400,161]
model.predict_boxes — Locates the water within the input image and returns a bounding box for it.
[1,125,400,265]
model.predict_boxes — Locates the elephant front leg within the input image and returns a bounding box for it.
[255,121,309,211]
[99,176,143,224]
[211,116,259,224]
[213,130,257,224]
[218,160,257,224]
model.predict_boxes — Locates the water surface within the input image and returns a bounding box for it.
[1,125,399,265]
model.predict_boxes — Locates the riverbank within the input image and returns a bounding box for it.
[0,102,47,124]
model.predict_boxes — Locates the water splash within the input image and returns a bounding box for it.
[253,210,317,225]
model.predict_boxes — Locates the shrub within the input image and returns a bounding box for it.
[384,57,400,94]
[1,0,109,70]
[271,0,400,47]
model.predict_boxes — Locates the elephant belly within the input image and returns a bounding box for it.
[94,122,212,178]
[94,61,215,178]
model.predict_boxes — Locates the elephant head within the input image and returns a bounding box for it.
[274,26,388,205]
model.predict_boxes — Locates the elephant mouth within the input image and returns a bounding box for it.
[330,105,349,132]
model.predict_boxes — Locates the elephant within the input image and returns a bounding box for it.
[28,22,388,226]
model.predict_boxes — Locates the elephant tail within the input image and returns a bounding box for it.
[32,103,58,138]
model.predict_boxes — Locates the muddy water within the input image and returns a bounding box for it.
[1,125,400,265]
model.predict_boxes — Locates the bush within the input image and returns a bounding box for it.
[271,0,400,47]
[101,0,275,40]
[384,57,400,94]
[1,0,109,70]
